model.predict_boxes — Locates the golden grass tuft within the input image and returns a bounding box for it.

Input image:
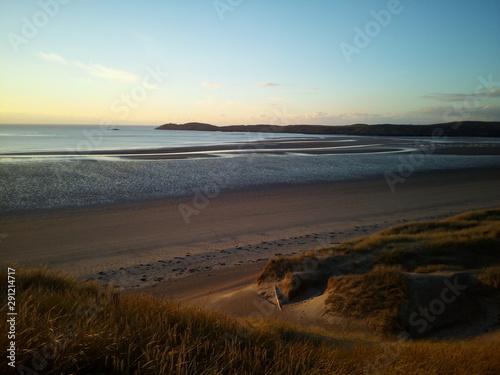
[256,252,320,284]
[478,265,500,290]
[325,266,408,335]
[412,264,465,273]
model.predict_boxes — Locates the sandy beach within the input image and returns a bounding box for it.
[2,167,499,296]
[3,135,500,159]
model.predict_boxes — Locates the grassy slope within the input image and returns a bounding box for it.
[258,209,500,282]
[1,209,499,374]
[258,209,500,337]
[1,266,499,374]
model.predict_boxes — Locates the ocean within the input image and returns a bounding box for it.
[0,124,328,154]
[1,124,499,212]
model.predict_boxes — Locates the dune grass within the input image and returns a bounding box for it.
[1,266,499,374]
[257,208,500,339]
[257,251,321,284]
[325,266,408,336]
[412,264,465,273]
[478,265,500,290]
[364,209,500,270]
[258,208,500,281]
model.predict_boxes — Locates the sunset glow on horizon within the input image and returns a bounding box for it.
[1,0,500,126]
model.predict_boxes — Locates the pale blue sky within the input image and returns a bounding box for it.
[1,0,499,125]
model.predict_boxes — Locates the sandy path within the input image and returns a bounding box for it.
[1,168,499,289]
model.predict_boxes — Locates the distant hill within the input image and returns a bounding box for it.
[156,121,500,137]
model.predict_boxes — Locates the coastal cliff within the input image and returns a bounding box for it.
[156,121,500,137]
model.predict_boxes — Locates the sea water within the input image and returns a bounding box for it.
[1,125,499,212]
[0,124,328,154]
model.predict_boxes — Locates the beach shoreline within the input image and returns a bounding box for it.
[2,135,500,159]
[2,167,499,295]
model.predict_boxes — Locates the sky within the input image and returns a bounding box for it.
[1,0,500,126]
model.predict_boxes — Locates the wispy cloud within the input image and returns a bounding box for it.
[253,104,500,126]
[73,62,138,83]
[422,90,500,102]
[407,104,500,122]
[202,82,222,90]
[258,82,280,88]
[39,51,139,83]
[295,86,320,95]
[38,52,68,64]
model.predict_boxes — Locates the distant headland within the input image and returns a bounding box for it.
[156,121,500,137]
